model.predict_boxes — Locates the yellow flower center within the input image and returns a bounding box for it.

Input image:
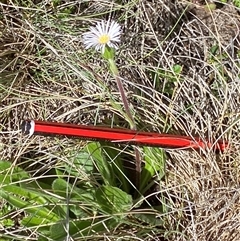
[98,34,110,44]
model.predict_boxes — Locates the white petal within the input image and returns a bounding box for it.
[82,19,121,51]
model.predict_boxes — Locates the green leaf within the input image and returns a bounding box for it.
[2,218,14,227]
[133,213,163,226]
[210,45,219,56]
[172,64,182,75]
[2,184,47,204]
[140,147,166,194]
[50,218,117,240]
[0,190,60,223]
[95,185,132,216]
[64,151,94,176]
[86,142,115,186]
[52,178,94,202]
[102,146,130,193]
[52,178,96,217]
[0,161,61,207]
[22,215,53,229]
[50,220,92,240]
[0,160,29,184]
[0,161,64,224]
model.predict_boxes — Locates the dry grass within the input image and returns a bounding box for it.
[1,0,240,240]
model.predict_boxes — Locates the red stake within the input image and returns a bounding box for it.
[21,120,228,151]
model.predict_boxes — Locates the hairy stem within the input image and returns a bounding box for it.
[108,59,141,189]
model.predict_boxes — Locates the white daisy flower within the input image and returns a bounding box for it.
[82,20,121,53]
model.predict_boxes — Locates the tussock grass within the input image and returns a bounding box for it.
[1,0,240,240]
